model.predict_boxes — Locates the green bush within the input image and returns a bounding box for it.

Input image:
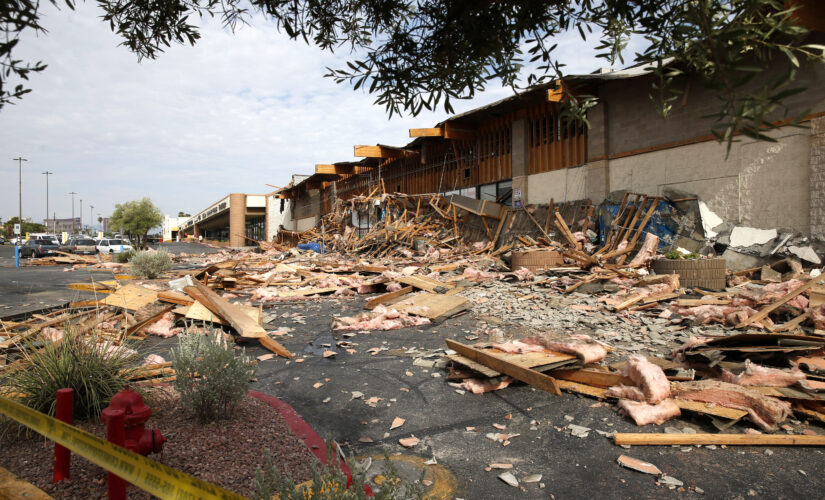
[0,327,140,421]
[129,249,172,278]
[665,250,700,260]
[253,443,424,500]
[171,327,256,423]
[115,250,135,263]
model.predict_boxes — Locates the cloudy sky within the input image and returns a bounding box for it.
[0,2,610,228]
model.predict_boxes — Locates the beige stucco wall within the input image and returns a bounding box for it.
[607,128,811,232]
[526,165,586,205]
[295,216,319,232]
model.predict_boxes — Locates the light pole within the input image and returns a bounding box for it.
[69,192,77,233]
[89,205,94,233]
[79,199,83,233]
[13,157,27,231]
[42,171,53,232]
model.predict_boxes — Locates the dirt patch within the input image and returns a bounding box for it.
[0,392,318,498]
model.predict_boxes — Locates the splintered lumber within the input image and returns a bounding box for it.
[613,433,825,447]
[0,310,95,349]
[397,276,455,293]
[445,339,562,396]
[178,300,261,326]
[365,286,414,310]
[736,279,820,328]
[551,369,634,388]
[771,310,812,333]
[101,284,159,312]
[393,292,470,322]
[157,290,195,306]
[0,466,51,500]
[185,281,292,359]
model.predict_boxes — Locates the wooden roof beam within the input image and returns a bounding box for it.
[354,145,410,159]
[316,164,356,175]
[409,127,443,138]
[442,123,476,141]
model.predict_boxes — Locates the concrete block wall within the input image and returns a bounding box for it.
[608,127,811,232]
[811,116,825,238]
[527,166,586,204]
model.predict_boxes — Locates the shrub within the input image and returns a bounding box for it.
[171,327,256,423]
[253,443,424,500]
[0,326,140,421]
[115,250,135,263]
[129,250,172,278]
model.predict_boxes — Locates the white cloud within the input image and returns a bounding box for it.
[0,3,610,225]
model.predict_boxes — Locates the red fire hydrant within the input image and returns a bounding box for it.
[101,387,167,456]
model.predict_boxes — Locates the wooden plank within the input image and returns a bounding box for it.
[409,127,442,137]
[185,281,263,339]
[446,339,562,396]
[551,369,634,388]
[354,145,409,159]
[736,279,819,328]
[259,336,294,359]
[614,433,825,446]
[0,466,52,500]
[676,298,732,306]
[184,300,261,326]
[393,292,470,322]
[101,284,159,312]
[397,276,455,293]
[365,286,414,310]
[67,280,118,293]
[447,353,501,378]
[157,290,195,306]
[673,400,748,420]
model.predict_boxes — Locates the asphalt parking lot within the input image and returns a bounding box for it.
[2,243,824,499]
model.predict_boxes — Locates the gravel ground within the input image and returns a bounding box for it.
[0,393,318,498]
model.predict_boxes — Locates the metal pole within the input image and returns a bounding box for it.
[53,388,74,483]
[69,192,77,233]
[79,199,82,233]
[42,171,52,232]
[90,205,94,232]
[104,409,127,500]
[13,157,27,229]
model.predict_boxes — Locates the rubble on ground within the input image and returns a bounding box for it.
[3,189,825,445]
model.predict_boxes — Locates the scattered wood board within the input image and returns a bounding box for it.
[101,284,159,312]
[736,279,819,328]
[393,292,470,322]
[613,433,825,446]
[365,286,414,310]
[397,276,455,293]
[177,300,261,326]
[445,339,562,396]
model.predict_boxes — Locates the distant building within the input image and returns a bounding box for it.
[102,217,111,233]
[44,217,81,233]
[162,215,189,241]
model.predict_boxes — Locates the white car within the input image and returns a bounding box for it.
[96,238,134,254]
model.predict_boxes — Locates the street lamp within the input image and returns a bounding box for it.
[13,157,27,234]
[90,205,94,233]
[69,192,77,233]
[43,171,53,232]
[79,199,83,233]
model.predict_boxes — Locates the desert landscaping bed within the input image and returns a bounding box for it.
[0,392,317,498]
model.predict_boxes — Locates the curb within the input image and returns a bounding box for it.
[249,390,359,491]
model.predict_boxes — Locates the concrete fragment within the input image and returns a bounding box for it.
[730,227,777,248]
[788,245,822,265]
[698,201,724,239]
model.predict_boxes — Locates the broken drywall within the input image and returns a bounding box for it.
[730,227,778,248]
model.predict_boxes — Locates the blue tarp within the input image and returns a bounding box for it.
[598,200,680,249]
[297,242,324,253]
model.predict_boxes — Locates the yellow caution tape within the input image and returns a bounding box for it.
[0,396,246,500]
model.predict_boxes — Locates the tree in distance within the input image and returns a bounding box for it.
[2,1,823,147]
[109,198,163,249]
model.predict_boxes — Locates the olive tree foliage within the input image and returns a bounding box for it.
[3,1,824,147]
[108,197,162,249]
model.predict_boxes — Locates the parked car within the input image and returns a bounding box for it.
[60,237,98,255]
[19,238,60,258]
[96,238,134,254]
[0,236,5,245]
